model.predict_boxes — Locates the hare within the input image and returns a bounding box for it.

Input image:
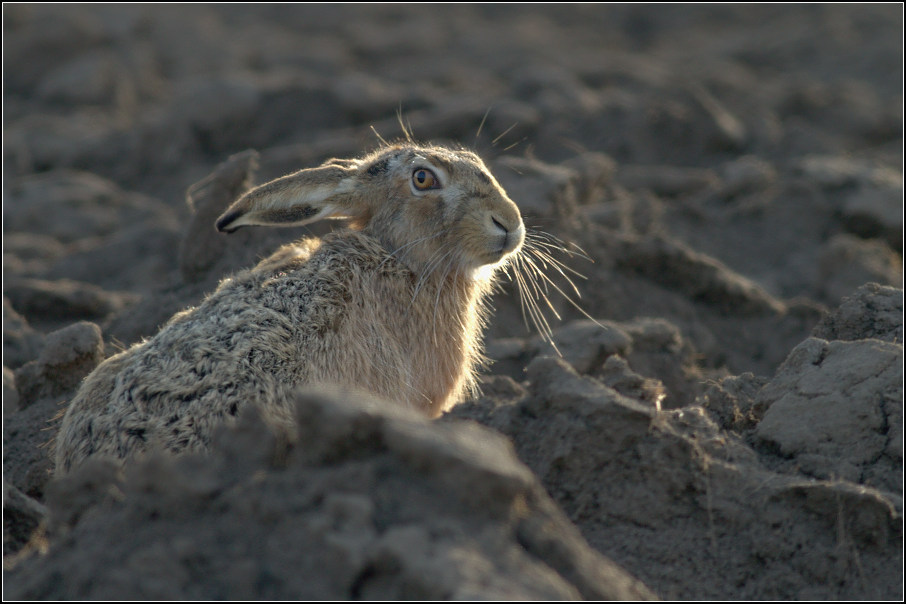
[54,142,527,474]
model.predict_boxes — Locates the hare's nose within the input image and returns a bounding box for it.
[491,215,525,255]
[490,211,522,233]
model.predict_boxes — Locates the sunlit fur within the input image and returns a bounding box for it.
[54,140,555,475]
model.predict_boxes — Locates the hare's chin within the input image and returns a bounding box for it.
[470,263,500,281]
[467,249,518,280]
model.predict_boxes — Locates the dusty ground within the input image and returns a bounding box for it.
[3,4,903,600]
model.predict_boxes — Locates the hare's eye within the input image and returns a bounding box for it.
[412,168,440,191]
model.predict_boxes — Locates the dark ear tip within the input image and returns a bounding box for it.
[215,211,240,233]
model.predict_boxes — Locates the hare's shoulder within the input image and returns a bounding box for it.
[322,229,414,278]
[253,236,323,274]
[257,230,412,279]
[250,231,405,276]
[166,231,412,336]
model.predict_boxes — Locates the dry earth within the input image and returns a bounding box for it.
[3,4,903,600]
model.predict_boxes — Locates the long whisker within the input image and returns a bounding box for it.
[520,255,565,321]
[529,247,589,284]
[523,247,606,329]
[475,105,493,142]
[526,242,590,277]
[528,228,592,252]
[524,246,584,298]
[492,122,518,146]
[513,254,559,353]
[515,255,553,330]
[370,124,390,147]
[517,263,549,336]
[524,231,593,288]
[500,227,606,356]
[502,137,527,153]
[396,106,414,143]
[527,229,593,261]
[516,253,553,308]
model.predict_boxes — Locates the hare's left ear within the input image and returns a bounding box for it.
[216,161,363,233]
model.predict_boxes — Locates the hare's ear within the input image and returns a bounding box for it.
[215,162,362,233]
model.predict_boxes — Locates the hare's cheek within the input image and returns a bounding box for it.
[410,193,445,220]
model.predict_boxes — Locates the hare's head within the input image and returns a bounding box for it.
[216,143,525,276]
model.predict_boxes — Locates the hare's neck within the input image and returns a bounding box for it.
[413,269,495,417]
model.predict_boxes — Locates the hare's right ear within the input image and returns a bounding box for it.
[216,162,362,233]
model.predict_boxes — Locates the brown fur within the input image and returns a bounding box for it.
[54,143,525,474]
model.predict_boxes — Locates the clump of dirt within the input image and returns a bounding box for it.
[450,290,903,598]
[5,390,655,600]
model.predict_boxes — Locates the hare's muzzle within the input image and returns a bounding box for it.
[490,214,525,258]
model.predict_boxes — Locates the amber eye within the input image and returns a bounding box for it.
[412,168,439,191]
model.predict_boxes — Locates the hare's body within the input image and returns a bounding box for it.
[55,143,524,474]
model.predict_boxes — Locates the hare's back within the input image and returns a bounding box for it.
[55,231,406,473]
